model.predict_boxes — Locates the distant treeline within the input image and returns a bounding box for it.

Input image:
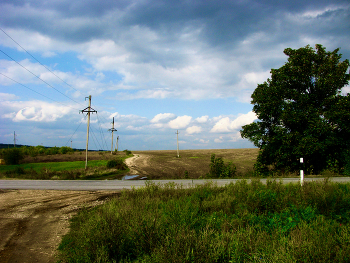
[0,143,103,152]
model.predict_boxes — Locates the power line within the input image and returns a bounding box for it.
[90,125,104,151]
[65,116,86,147]
[0,49,84,106]
[0,72,81,111]
[96,113,109,150]
[0,27,80,93]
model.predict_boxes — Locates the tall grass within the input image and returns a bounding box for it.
[0,158,129,180]
[58,179,350,262]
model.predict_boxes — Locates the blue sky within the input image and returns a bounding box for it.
[0,0,349,151]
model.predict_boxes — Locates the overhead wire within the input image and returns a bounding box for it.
[0,27,80,93]
[96,113,109,151]
[64,115,86,147]
[0,28,114,150]
[0,49,84,106]
[0,72,81,111]
[89,124,104,151]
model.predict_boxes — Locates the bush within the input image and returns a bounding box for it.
[123,149,132,155]
[106,158,127,170]
[206,153,236,178]
[59,146,73,154]
[1,148,24,165]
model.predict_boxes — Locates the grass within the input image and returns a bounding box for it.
[0,159,108,173]
[58,179,350,262]
[133,149,259,179]
[0,152,132,180]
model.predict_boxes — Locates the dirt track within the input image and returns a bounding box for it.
[125,154,151,176]
[0,190,119,263]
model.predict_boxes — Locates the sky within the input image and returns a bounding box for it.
[0,0,349,151]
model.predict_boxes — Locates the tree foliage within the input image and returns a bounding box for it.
[241,44,350,175]
[1,148,24,165]
[206,154,236,178]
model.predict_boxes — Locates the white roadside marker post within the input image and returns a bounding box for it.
[300,158,304,186]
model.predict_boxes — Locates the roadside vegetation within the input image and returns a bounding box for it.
[0,146,132,180]
[58,179,350,262]
[0,146,347,179]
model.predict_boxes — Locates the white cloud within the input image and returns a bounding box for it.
[0,93,19,101]
[1,101,73,122]
[214,136,224,143]
[151,113,176,123]
[195,115,209,123]
[229,111,257,130]
[186,125,202,135]
[168,115,192,129]
[210,112,257,133]
[210,117,231,133]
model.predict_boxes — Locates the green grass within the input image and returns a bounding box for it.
[58,179,350,262]
[0,160,108,173]
[0,155,132,180]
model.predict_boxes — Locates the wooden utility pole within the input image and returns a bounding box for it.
[176,130,180,158]
[115,136,119,152]
[14,131,16,148]
[109,117,117,154]
[80,95,97,169]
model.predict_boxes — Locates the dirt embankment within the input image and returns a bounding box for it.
[125,154,151,176]
[0,190,119,263]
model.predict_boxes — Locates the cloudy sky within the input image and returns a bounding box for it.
[0,0,349,151]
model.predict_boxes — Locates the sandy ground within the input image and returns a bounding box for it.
[124,154,151,176]
[0,189,120,263]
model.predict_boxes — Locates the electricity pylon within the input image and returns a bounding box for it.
[109,117,117,154]
[80,95,97,169]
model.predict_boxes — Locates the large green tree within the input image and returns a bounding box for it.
[241,44,350,175]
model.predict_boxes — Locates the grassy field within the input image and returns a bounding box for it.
[132,148,259,179]
[58,179,350,262]
[0,151,132,180]
[0,148,260,179]
[1,148,343,179]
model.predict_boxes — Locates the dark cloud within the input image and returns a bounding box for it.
[1,0,349,51]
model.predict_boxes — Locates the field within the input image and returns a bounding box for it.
[131,148,259,179]
[58,179,350,262]
[0,148,260,179]
[0,151,131,180]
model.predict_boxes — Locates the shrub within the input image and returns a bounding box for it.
[206,154,236,178]
[59,146,73,154]
[1,148,24,165]
[123,149,132,155]
[106,158,127,170]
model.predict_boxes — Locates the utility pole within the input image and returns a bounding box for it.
[71,140,72,149]
[109,117,117,154]
[176,130,180,158]
[14,131,16,148]
[80,95,97,169]
[115,136,119,152]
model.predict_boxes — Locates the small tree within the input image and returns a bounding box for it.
[241,44,350,174]
[206,154,236,178]
[2,148,24,165]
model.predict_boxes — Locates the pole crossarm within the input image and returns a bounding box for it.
[80,107,97,114]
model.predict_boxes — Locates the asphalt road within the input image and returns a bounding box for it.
[1,177,350,191]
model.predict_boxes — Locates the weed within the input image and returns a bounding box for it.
[58,180,350,262]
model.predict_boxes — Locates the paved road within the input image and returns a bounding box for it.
[1,177,350,191]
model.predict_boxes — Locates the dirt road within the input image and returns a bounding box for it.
[125,154,151,176]
[0,190,119,263]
